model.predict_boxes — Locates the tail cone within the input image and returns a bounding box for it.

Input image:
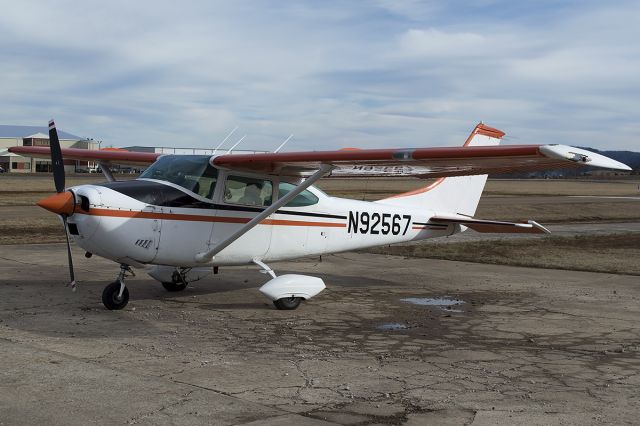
[37,191,75,215]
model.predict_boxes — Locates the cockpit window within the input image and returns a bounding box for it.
[140,155,218,198]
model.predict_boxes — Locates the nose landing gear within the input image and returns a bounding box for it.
[102,264,134,310]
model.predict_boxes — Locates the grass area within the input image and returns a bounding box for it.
[483,179,640,196]
[366,233,640,276]
[0,174,136,206]
[0,174,135,191]
[0,224,64,245]
[474,199,640,223]
[317,178,640,223]
[318,177,640,200]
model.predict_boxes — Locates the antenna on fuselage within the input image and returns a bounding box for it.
[212,126,238,154]
[226,135,246,154]
[273,134,293,153]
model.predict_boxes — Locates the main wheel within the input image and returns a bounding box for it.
[273,296,302,310]
[161,281,188,292]
[162,271,188,292]
[102,281,129,310]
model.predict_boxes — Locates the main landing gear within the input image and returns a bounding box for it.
[102,264,134,310]
[253,259,326,310]
[273,296,302,310]
[161,269,189,292]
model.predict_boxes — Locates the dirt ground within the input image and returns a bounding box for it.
[368,233,640,275]
[0,245,639,425]
[1,175,640,424]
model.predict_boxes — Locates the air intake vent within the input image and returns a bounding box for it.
[68,223,79,235]
[134,239,153,249]
[79,195,90,212]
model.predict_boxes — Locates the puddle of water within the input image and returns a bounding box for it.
[401,297,465,312]
[377,323,408,331]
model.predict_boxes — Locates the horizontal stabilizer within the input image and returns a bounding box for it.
[429,215,550,234]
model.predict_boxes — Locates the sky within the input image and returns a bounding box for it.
[0,0,639,151]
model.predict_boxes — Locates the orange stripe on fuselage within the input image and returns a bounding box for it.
[79,208,346,228]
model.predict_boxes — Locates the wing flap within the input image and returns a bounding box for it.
[8,146,160,166]
[429,215,550,234]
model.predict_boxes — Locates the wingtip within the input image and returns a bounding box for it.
[619,163,633,171]
[539,145,632,171]
[528,220,551,234]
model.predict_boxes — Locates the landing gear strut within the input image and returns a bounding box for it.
[102,264,134,310]
[162,268,189,292]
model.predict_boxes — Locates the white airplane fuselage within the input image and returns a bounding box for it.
[66,175,455,268]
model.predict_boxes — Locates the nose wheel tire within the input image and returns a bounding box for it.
[161,281,188,292]
[102,281,129,310]
[273,296,302,310]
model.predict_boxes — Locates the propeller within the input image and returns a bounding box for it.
[47,119,77,291]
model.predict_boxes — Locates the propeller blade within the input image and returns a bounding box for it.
[61,215,77,291]
[48,119,65,193]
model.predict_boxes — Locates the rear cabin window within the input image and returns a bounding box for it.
[278,182,319,207]
[224,176,273,207]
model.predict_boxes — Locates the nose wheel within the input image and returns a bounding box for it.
[102,281,129,310]
[102,264,134,310]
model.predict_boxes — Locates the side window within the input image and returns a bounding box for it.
[190,173,217,199]
[224,176,273,207]
[278,182,319,207]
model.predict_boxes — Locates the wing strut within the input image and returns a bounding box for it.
[98,161,116,182]
[194,164,334,263]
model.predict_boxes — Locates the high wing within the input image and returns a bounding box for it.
[10,123,631,176]
[8,146,159,166]
[213,142,630,178]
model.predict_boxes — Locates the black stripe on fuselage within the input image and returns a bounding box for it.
[96,180,347,220]
[413,221,448,228]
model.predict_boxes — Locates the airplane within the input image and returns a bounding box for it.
[9,121,631,311]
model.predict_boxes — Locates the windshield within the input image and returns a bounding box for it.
[140,155,218,198]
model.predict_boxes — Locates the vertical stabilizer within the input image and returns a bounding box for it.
[376,123,504,216]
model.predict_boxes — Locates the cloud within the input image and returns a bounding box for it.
[398,29,486,57]
[0,1,638,151]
